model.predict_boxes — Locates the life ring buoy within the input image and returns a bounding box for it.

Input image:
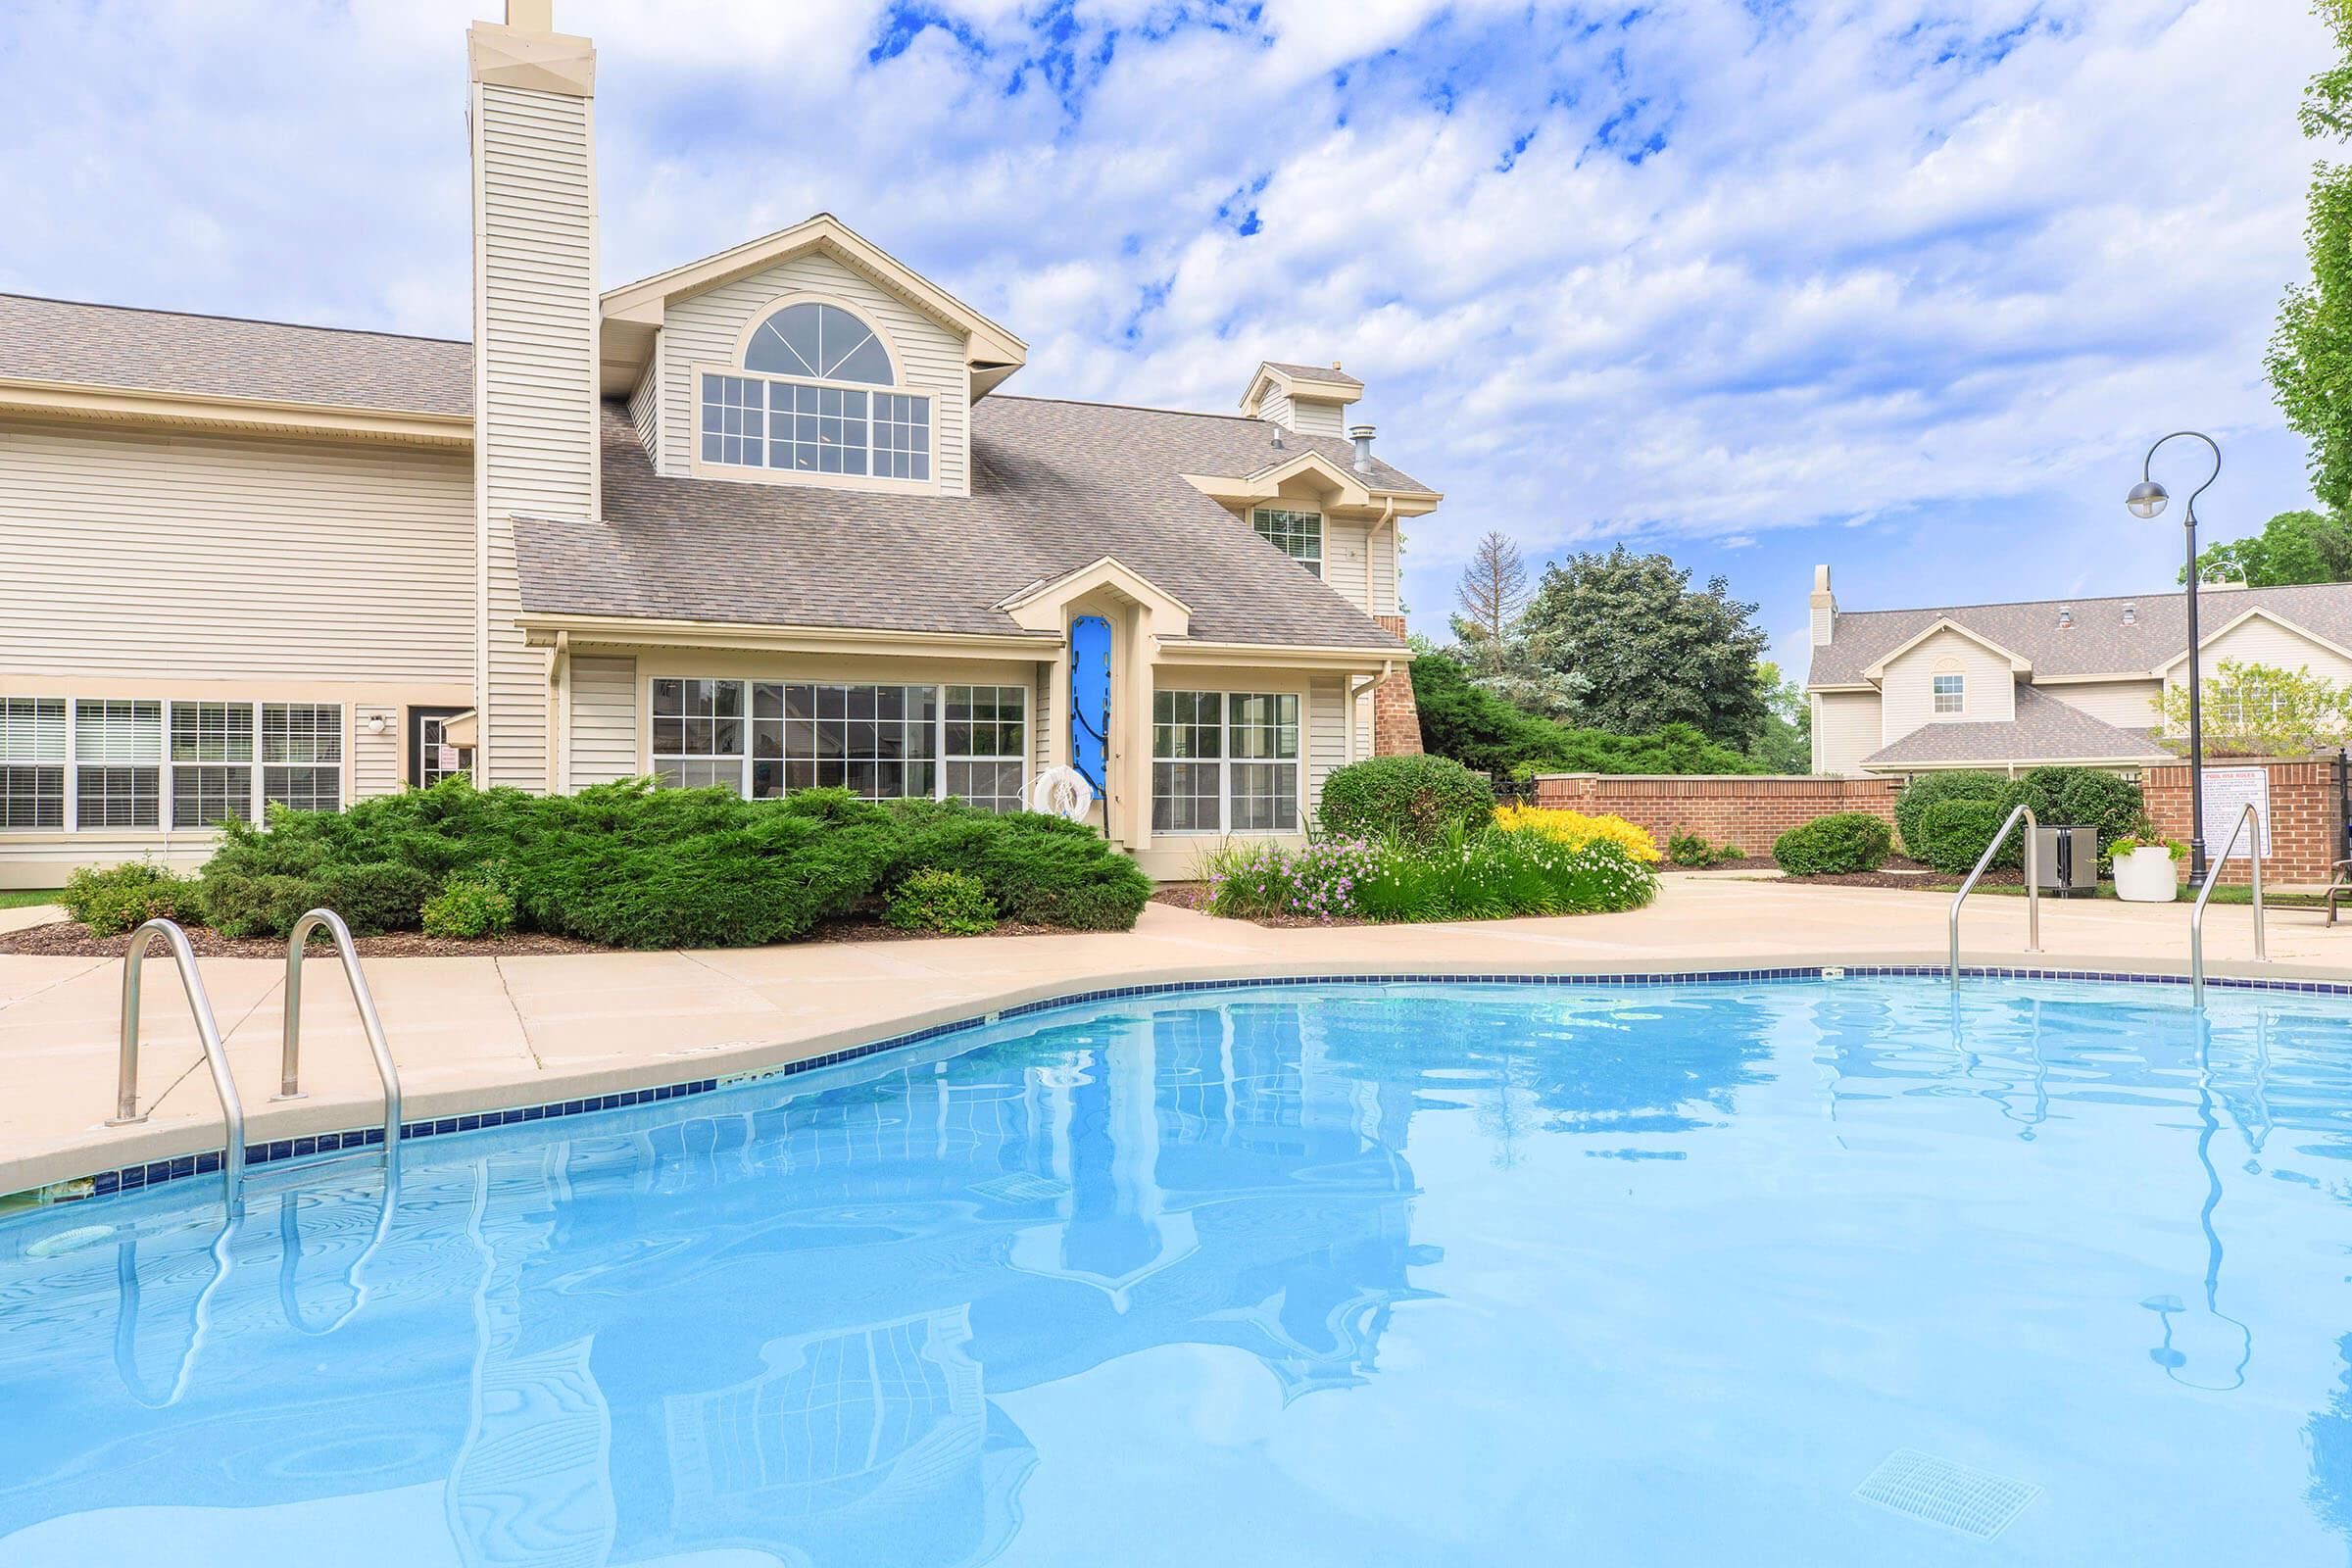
[1030,765,1096,823]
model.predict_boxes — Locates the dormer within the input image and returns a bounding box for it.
[1239,361,1363,438]
[599,215,1026,499]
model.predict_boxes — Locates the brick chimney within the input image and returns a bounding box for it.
[467,2,598,791]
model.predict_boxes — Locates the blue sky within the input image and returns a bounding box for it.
[0,0,2328,674]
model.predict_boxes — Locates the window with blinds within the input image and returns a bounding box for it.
[0,697,66,830]
[74,700,161,828]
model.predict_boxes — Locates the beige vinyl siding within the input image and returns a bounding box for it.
[1308,675,1348,808]
[0,419,471,681]
[1322,518,1370,612]
[2169,614,2352,692]
[474,79,599,792]
[660,250,972,497]
[1880,629,2015,744]
[568,656,639,785]
[1284,398,1348,438]
[625,341,662,460]
[1812,690,1880,776]
[2044,678,2163,732]
[355,705,401,801]
[1255,385,1295,431]
[1366,520,1398,617]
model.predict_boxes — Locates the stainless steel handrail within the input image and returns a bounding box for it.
[275,908,403,1164]
[1947,803,2041,990]
[2191,802,2268,1007]
[110,918,247,1213]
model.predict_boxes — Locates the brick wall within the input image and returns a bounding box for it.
[1533,773,1901,856]
[2142,755,2348,885]
[1372,615,1422,757]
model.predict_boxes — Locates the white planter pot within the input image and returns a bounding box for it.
[2113,847,2181,904]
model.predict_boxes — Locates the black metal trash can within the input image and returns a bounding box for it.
[2031,824,2100,898]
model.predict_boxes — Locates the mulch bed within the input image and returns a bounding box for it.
[0,913,1091,958]
[1664,856,1778,871]
[1150,882,1366,928]
[1775,856,2019,892]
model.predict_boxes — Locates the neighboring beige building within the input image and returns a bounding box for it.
[1804,565,2352,776]
[0,5,1440,888]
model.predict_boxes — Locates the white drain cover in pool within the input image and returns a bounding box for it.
[967,1172,1070,1204]
[1855,1449,2039,1540]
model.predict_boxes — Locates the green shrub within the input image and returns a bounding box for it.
[2014,766,2143,869]
[61,861,203,937]
[1667,829,1740,868]
[1319,754,1496,845]
[1772,812,1894,876]
[1912,798,2034,876]
[420,877,515,940]
[1892,770,2013,857]
[884,867,998,935]
[187,777,1152,948]
[313,859,438,937]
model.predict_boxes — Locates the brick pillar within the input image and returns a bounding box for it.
[1371,615,1421,756]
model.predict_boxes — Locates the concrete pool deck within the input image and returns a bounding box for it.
[2,873,2346,1198]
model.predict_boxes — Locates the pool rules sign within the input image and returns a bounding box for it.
[2200,766,2272,860]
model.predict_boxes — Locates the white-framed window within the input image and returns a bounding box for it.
[170,701,255,827]
[74,700,162,829]
[945,686,1027,812]
[1932,672,1964,714]
[1250,507,1323,577]
[0,697,66,830]
[651,677,1026,813]
[700,301,931,483]
[263,703,344,813]
[651,678,748,793]
[1152,689,1300,833]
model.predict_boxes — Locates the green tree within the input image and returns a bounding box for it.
[1517,546,1771,749]
[1746,661,1813,773]
[2181,509,2352,585]
[2156,659,2352,757]
[2269,0,2352,513]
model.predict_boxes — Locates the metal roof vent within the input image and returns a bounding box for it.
[1349,424,1376,473]
[2058,605,2073,630]
[1269,423,1284,451]
[2123,601,2136,625]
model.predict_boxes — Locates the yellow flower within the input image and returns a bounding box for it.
[1490,805,1663,863]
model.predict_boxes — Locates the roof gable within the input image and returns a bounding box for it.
[1860,616,2034,681]
[2153,604,2352,673]
[1239,361,1364,418]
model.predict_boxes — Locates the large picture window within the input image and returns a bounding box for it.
[1152,690,1299,833]
[0,697,66,830]
[1250,507,1323,577]
[652,678,1024,812]
[701,301,931,482]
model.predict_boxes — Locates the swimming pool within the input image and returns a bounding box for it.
[1,975,2349,1564]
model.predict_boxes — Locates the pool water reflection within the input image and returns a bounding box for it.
[2,978,2350,1564]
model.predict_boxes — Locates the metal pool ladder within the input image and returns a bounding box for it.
[111,918,247,1211]
[2190,803,2268,1007]
[111,907,403,1215]
[1948,803,2040,991]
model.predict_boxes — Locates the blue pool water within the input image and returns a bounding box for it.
[3,977,2352,1564]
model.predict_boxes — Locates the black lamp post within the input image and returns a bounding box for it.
[2127,431,2222,879]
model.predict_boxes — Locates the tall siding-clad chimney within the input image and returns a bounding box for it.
[1809,564,1838,647]
[467,3,598,792]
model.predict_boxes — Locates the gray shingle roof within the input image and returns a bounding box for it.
[511,398,1425,650]
[1261,361,1363,390]
[1859,682,2173,768]
[0,293,471,416]
[1810,582,2352,686]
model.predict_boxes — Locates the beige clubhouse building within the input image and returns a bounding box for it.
[0,4,1439,889]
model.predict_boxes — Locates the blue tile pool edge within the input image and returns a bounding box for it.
[12,962,2349,1212]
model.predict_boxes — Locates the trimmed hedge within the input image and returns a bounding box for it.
[1893,766,2145,874]
[60,861,204,938]
[194,779,1151,948]
[1892,770,2012,857]
[1319,754,1496,846]
[1772,812,1893,876]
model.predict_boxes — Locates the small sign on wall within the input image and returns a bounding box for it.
[2200,765,2272,859]
[437,744,460,773]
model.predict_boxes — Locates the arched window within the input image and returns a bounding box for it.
[699,300,932,482]
[744,302,896,384]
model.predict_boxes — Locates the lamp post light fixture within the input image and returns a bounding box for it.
[2127,431,2222,879]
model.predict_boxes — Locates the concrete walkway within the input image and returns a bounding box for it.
[2,873,2344,1197]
